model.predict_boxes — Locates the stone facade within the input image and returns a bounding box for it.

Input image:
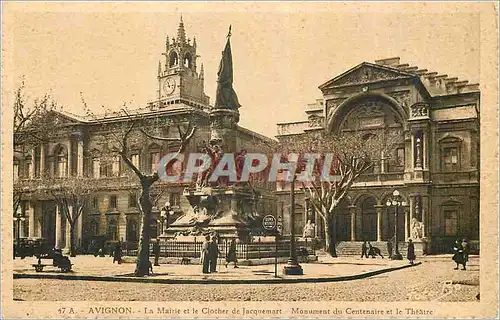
[276,57,480,253]
[13,19,275,253]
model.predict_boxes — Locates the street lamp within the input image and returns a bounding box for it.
[14,212,26,258]
[283,173,303,275]
[159,201,172,236]
[386,190,406,260]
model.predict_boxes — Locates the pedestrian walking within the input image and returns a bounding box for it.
[201,235,211,274]
[209,235,221,273]
[461,238,470,263]
[387,238,393,259]
[452,239,466,270]
[225,239,239,268]
[407,239,416,265]
[113,241,122,264]
[360,241,368,258]
[153,241,161,266]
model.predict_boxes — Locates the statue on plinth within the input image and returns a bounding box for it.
[411,217,424,240]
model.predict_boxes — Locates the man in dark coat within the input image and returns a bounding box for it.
[360,241,368,258]
[387,238,393,259]
[407,239,416,265]
[209,236,221,273]
[201,235,211,274]
[113,242,122,264]
[153,242,161,266]
[453,239,466,270]
[225,238,238,268]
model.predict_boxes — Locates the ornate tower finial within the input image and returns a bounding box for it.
[193,36,197,48]
[157,60,162,78]
[166,36,170,50]
[200,63,204,80]
[177,15,186,44]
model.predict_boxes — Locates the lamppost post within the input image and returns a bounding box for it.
[386,190,405,260]
[159,201,172,236]
[14,211,26,259]
[283,174,303,275]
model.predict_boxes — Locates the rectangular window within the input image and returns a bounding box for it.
[169,192,181,207]
[13,163,19,181]
[128,194,138,208]
[150,152,160,173]
[92,197,99,209]
[444,209,458,235]
[396,148,405,166]
[109,195,117,210]
[443,147,459,171]
[112,156,120,176]
[92,158,101,178]
[131,154,140,169]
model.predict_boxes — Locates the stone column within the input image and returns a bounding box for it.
[40,144,46,177]
[65,207,72,252]
[380,151,386,174]
[375,205,383,241]
[349,205,356,241]
[404,204,411,241]
[77,210,83,249]
[29,148,35,178]
[66,140,72,177]
[28,201,35,237]
[77,139,84,177]
[410,134,415,169]
[55,204,62,249]
[421,195,429,238]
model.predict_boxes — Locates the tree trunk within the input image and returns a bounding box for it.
[323,215,338,257]
[69,223,77,257]
[134,182,153,276]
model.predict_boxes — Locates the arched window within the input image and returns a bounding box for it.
[107,219,118,241]
[54,146,68,178]
[169,51,179,67]
[127,219,138,242]
[24,155,33,178]
[184,53,192,68]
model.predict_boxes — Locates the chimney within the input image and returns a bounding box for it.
[374,57,401,66]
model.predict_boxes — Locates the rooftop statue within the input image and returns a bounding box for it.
[214,25,241,111]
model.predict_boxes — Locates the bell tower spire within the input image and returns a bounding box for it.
[177,15,186,44]
[150,16,210,109]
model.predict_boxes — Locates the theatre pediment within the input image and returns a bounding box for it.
[319,62,414,90]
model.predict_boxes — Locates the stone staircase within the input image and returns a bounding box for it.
[335,241,409,258]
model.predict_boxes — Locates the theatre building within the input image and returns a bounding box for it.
[13,19,274,252]
[276,57,480,254]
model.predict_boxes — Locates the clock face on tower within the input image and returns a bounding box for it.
[163,78,176,96]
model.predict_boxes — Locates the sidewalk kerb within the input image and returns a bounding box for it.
[14,262,421,284]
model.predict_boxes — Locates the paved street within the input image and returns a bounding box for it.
[13,255,478,301]
[13,254,404,280]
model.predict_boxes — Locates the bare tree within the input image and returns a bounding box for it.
[30,177,97,257]
[279,130,400,256]
[84,101,196,276]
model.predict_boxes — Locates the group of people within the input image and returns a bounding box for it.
[452,238,470,270]
[201,236,238,274]
[360,239,416,264]
[360,241,385,259]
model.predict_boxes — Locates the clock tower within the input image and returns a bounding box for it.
[151,17,210,108]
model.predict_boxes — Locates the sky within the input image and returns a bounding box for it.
[2,2,484,138]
